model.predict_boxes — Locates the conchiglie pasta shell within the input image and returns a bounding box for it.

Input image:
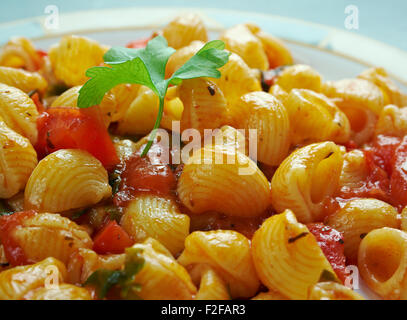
[0,66,47,93]
[177,146,270,217]
[233,91,290,166]
[252,210,335,300]
[12,212,92,264]
[189,264,230,300]
[162,13,208,49]
[358,67,407,107]
[358,228,407,300]
[271,142,343,223]
[322,78,385,144]
[0,83,38,144]
[178,78,229,135]
[308,282,364,300]
[24,283,93,300]
[24,149,111,213]
[211,52,262,108]
[178,230,260,298]
[0,37,42,71]
[285,89,350,144]
[49,35,107,87]
[326,198,399,264]
[0,257,66,300]
[375,105,407,137]
[132,238,197,300]
[0,119,37,198]
[339,149,368,190]
[274,65,322,92]
[245,23,293,68]
[165,41,204,78]
[121,195,190,255]
[109,84,141,121]
[50,85,117,127]
[220,24,269,70]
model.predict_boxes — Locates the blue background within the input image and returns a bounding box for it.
[0,0,406,51]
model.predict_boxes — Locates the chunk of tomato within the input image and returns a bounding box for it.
[36,107,119,170]
[93,220,133,254]
[390,136,407,210]
[307,223,346,283]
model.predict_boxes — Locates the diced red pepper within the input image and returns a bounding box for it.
[93,220,133,254]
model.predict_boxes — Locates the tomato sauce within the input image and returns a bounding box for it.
[307,223,346,283]
[0,211,36,266]
[113,143,176,207]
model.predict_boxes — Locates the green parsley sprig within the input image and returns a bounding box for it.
[78,36,230,156]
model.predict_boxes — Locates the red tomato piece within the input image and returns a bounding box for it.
[113,143,176,207]
[93,220,133,254]
[390,136,407,210]
[0,211,36,266]
[31,92,45,113]
[307,223,346,283]
[35,107,119,170]
[126,37,152,49]
[371,135,401,176]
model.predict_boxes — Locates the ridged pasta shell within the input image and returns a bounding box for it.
[285,89,350,144]
[212,52,262,108]
[0,257,66,300]
[132,238,197,300]
[178,230,260,298]
[178,78,229,135]
[245,23,293,68]
[271,142,343,223]
[252,210,335,300]
[326,199,399,263]
[358,67,407,107]
[0,66,47,93]
[0,119,38,198]
[0,83,38,144]
[24,149,112,212]
[274,65,322,92]
[165,40,204,78]
[220,24,269,70]
[109,84,141,121]
[121,195,190,255]
[322,78,385,144]
[24,283,93,300]
[11,212,92,264]
[162,13,208,49]
[358,228,407,299]
[49,35,107,87]
[0,37,42,72]
[177,145,270,217]
[50,85,118,127]
[189,264,230,300]
[375,105,407,137]
[308,282,364,300]
[339,149,368,190]
[233,91,290,166]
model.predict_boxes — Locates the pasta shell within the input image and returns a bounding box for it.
[0,66,47,94]
[177,145,270,217]
[178,78,229,135]
[11,212,92,264]
[271,142,343,223]
[233,91,290,166]
[24,283,92,300]
[220,24,269,70]
[274,64,322,93]
[165,40,204,78]
[49,35,107,87]
[178,230,260,298]
[25,149,112,212]
[252,210,335,299]
[162,13,208,49]
[0,119,38,198]
[339,149,368,190]
[375,105,407,137]
[132,238,197,300]
[326,198,399,264]
[0,257,66,300]
[0,37,42,72]
[308,282,364,300]
[0,83,38,144]
[285,89,350,144]
[121,195,190,255]
[358,228,407,299]
[189,264,230,300]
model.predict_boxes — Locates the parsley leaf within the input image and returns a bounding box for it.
[78,36,230,156]
[84,247,145,299]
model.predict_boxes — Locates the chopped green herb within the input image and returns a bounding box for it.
[109,169,122,195]
[84,247,144,299]
[106,206,121,222]
[78,36,230,156]
[0,200,13,217]
[71,209,88,220]
[318,269,340,283]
